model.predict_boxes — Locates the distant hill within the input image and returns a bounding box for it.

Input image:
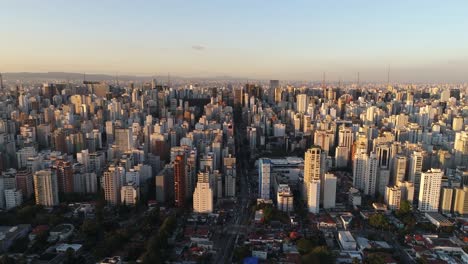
[2,72,249,82]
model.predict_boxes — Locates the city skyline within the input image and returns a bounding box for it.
[2,1,468,82]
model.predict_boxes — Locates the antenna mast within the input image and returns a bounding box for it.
[357,72,360,88]
[387,65,390,85]
[321,72,326,89]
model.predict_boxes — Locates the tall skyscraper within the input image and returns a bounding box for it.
[385,186,402,210]
[55,160,73,194]
[258,158,271,200]
[33,170,59,207]
[174,155,186,207]
[364,152,378,197]
[104,166,122,206]
[409,151,424,196]
[418,169,443,212]
[323,173,337,209]
[16,169,34,199]
[454,187,468,216]
[353,148,367,191]
[440,188,454,215]
[121,183,139,206]
[338,126,354,153]
[296,94,308,113]
[277,184,293,212]
[304,147,322,213]
[193,172,213,213]
[115,128,133,152]
[393,155,407,184]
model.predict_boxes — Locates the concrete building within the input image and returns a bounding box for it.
[338,231,357,250]
[276,184,293,212]
[335,146,349,168]
[454,187,468,216]
[121,183,139,206]
[409,151,424,194]
[418,169,443,212]
[174,155,186,207]
[440,188,454,215]
[193,172,213,213]
[258,158,271,200]
[353,148,367,192]
[323,173,337,209]
[397,181,415,204]
[4,189,22,209]
[33,170,59,207]
[364,152,378,197]
[103,166,122,206]
[393,156,407,184]
[385,186,402,210]
[55,160,73,194]
[307,180,320,214]
[304,147,322,213]
[73,173,98,194]
[15,169,34,199]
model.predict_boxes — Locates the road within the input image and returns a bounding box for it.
[212,110,254,263]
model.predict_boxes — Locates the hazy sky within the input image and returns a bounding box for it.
[1,0,468,82]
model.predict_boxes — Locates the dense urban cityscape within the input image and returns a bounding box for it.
[0,74,466,264]
[2,1,468,264]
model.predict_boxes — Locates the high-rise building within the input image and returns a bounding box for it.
[440,188,454,215]
[452,116,464,132]
[34,170,59,207]
[335,146,349,168]
[174,155,186,207]
[375,144,391,170]
[121,183,139,206]
[15,169,34,199]
[323,173,337,209]
[353,149,367,191]
[393,156,407,184]
[409,151,424,194]
[454,187,468,216]
[73,172,98,194]
[314,130,334,154]
[277,184,293,212]
[296,94,309,113]
[418,169,443,212]
[224,165,236,197]
[55,160,74,193]
[364,152,378,197]
[193,172,213,213]
[304,147,322,213]
[258,158,271,200]
[103,166,122,206]
[385,186,401,210]
[307,180,320,214]
[4,189,22,209]
[397,181,415,204]
[338,126,354,154]
[115,128,133,152]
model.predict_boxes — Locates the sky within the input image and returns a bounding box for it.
[1,0,468,82]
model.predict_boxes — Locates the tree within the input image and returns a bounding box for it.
[312,246,333,263]
[9,237,29,253]
[0,255,15,264]
[301,246,333,264]
[369,214,389,230]
[233,245,250,261]
[81,219,100,237]
[396,200,411,217]
[296,238,314,255]
[365,253,385,264]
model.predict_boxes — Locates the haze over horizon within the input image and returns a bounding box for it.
[1,0,468,82]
